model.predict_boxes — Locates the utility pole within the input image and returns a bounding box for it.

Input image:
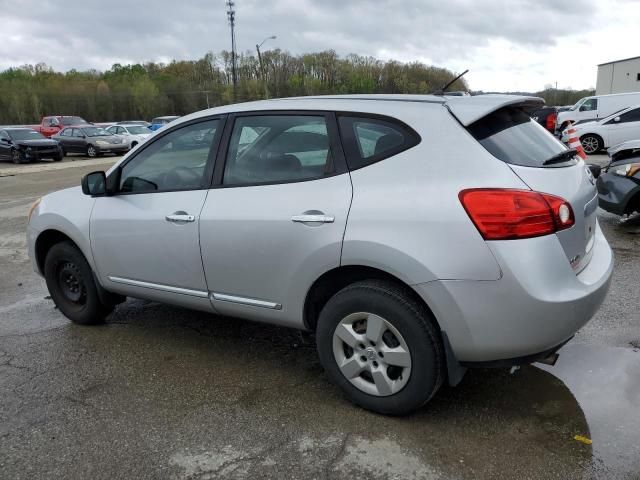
[226,0,237,101]
[256,35,276,99]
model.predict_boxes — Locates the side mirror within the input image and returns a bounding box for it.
[81,171,106,196]
[614,116,621,122]
[1,137,10,143]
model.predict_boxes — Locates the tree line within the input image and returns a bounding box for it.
[0,49,592,124]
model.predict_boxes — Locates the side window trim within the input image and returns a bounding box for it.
[108,115,227,196]
[210,110,347,188]
[336,112,421,171]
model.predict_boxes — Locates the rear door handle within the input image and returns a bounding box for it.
[291,214,335,223]
[166,213,195,223]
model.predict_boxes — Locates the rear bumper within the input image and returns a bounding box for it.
[414,221,613,363]
[597,172,640,215]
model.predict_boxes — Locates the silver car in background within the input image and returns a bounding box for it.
[106,124,152,150]
[27,95,613,414]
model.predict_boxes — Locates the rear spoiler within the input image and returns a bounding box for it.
[445,94,545,126]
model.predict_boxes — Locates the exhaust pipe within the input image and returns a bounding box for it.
[537,352,559,366]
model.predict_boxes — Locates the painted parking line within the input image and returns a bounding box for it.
[0,157,119,177]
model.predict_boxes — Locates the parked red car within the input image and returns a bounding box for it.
[32,116,90,137]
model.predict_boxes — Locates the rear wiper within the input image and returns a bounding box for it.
[542,148,578,166]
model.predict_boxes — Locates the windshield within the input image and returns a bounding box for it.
[468,107,574,167]
[61,116,88,125]
[9,129,46,141]
[127,126,150,134]
[569,98,587,111]
[82,127,111,137]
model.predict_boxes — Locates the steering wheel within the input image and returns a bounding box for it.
[162,166,201,188]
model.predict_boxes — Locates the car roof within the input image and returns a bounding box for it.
[176,94,544,127]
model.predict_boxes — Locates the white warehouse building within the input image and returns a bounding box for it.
[596,55,640,95]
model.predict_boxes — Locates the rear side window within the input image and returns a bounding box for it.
[223,115,333,186]
[467,108,571,167]
[338,116,420,170]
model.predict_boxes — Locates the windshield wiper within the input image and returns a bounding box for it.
[542,148,578,166]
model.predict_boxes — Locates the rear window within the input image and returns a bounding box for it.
[467,108,572,167]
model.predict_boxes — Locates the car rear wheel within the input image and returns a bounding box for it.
[581,134,603,155]
[86,145,98,158]
[44,241,112,325]
[316,280,445,415]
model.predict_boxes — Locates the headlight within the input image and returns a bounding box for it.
[96,140,108,145]
[613,162,640,177]
[28,198,41,223]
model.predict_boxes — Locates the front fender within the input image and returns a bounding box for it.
[28,187,96,274]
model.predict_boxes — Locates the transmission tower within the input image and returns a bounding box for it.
[226,0,237,101]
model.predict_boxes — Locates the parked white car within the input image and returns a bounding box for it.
[556,92,640,133]
[561,104,640,154]
[106,125,151,149]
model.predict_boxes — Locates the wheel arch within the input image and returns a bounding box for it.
[303,265,441,333]
[34,229,77,275]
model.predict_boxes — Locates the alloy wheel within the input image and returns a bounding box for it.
[581,136,599,154]
[87,145,97,157]
[332,312,412,396]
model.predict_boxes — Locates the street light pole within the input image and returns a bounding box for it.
[256,35,276,99]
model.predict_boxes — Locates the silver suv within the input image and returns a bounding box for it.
[27,95,613,414]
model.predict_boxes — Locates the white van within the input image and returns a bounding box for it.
[556,92,640,132]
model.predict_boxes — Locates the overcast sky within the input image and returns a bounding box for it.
[2,0,639,92]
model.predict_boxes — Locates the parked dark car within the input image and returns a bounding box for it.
[0,128,63,163]
[597,140,640,216]
[52,126,129,157]
[531,106,558,134]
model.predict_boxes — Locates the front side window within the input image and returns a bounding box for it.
[223,115,332,186]
[71,128,83,138]
[338,115,419,170]
[119,119,219,193]
[61,116,87,126]
[581,99,598,112]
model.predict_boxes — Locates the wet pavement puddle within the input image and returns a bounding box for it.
[539,343,640,478]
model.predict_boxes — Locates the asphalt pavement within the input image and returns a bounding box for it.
[0,154,639,479]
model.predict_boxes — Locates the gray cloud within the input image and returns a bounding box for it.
[0,0,605,90]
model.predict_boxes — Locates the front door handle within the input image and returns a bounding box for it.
[166,213,195,223]
[291,214,335,223]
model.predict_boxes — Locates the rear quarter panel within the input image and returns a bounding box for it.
[342,104,530,284]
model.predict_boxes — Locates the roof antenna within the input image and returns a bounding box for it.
[431,69,469,96]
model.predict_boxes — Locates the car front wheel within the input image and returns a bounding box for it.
[11,149,26,164]
[44,241,112,325]
[316,280,445,415]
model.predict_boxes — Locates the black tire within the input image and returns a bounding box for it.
[316,280,445,415]
[580,134,603,155]
[11,149,27,164]
[44,241,112,325]
[53,148,63,161]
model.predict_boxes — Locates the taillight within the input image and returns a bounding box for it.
[459,189,575,240]
[546,112,557,132]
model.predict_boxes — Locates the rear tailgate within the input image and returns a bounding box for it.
[455,96,598,273]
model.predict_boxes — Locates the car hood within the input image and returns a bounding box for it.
[16,139,58,147]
